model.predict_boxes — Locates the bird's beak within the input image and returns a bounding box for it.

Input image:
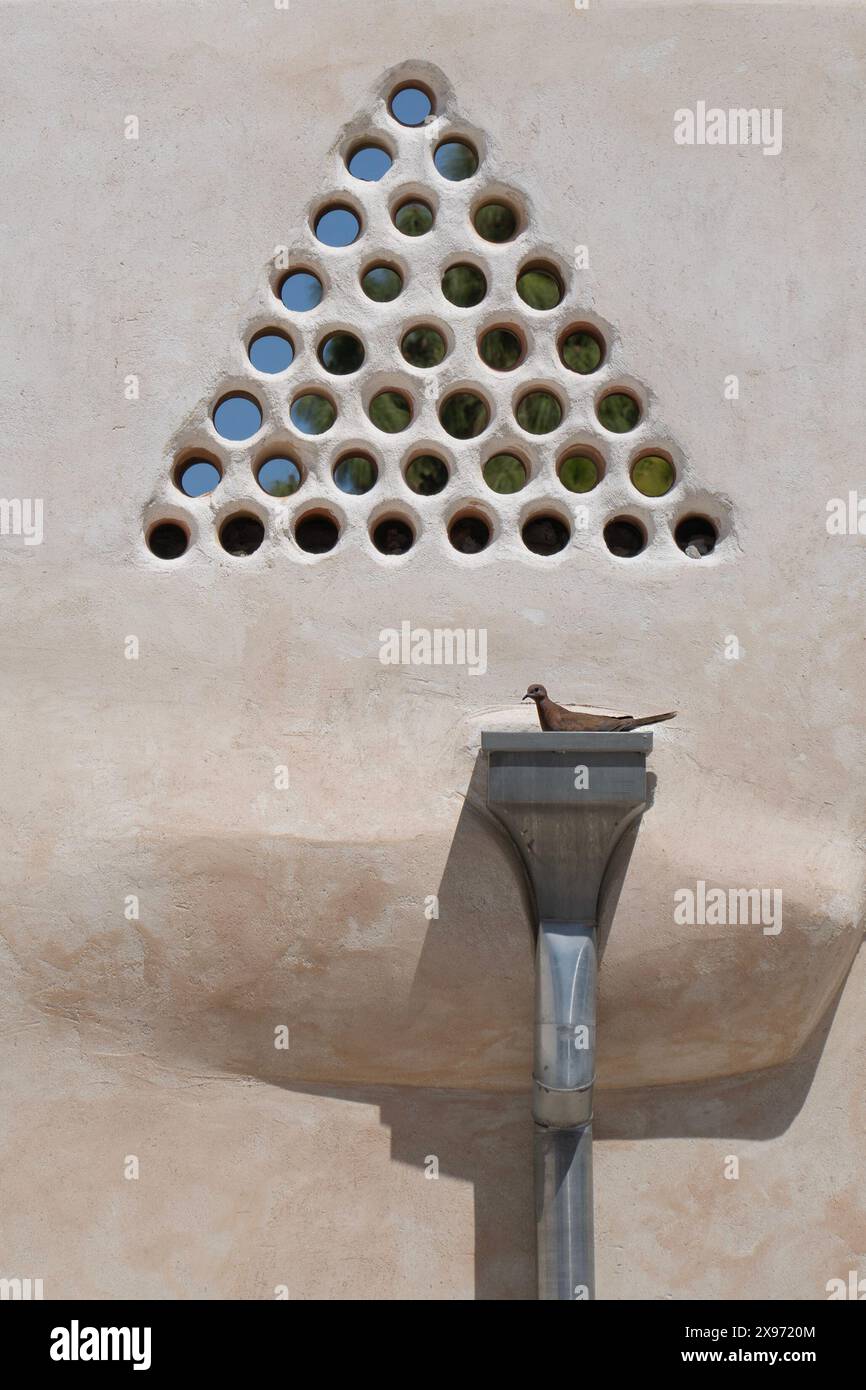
[521,694,530,702]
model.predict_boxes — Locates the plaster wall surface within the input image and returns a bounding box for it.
[1,0,864,1299]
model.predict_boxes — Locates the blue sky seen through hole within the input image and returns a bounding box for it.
[258,457,302,497]
[213,395,262,440]
[178,460,221,497]
[348,145,392,181]
[249,333,294,373]
[280,271,322,311]
[315,207,360,247]
[391,87,431,125]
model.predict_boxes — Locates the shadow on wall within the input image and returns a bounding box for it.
[277,995,843,1299]
[596,987,845,1143]
[278,1078,535,1300]
[274,754,848,1298]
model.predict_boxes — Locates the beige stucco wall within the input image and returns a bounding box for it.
[1,0,863,1298]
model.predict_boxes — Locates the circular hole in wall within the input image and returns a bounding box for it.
[439,391,490,439]
[516,265,563,310]
[291,393,336,435]
[434,140,479,181]
[333,453,378,495]
[393,199,434,237]
[675,515,718,558]
[147,521,188,560]
[362,263,403,302]
[560,326,605,374]
[318,331,365,375]
[558,451,601,494]
[441,263,487,307]
[315,205,361,247]
[389,85,433,126]
[479,327,523,371]
[372,515,415,555]
[405,454,449,495]
[347,144,392,181]
[295,511,340,554]
[401,325,447,368]
[631,452,675,498]
[522,514,570,555]
[212,393,262,441]
[448,512,491,554]
[219,513,265,557]
[279,270,323,312]
[369,390,413,433]
[516,390,562,435]
[248,329,295,374]
[597,391,641,433]
[483,453,527,493]
[604,517,646,558]
[175,457,222,497]
[257,456,302,497]
[473,201,518,243]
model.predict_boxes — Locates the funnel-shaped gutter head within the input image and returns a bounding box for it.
[482,731,652,924]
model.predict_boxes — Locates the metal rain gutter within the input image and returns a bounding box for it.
[482,730,652,1300]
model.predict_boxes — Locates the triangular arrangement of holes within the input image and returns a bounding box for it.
[146,70,726,565]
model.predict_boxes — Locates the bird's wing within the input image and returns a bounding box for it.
[564,704,631,717]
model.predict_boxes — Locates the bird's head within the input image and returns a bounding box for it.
[522,683,548,703]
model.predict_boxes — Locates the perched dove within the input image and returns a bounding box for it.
[523,684,676,732]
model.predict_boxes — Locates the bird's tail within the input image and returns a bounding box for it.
[626,711,677,730]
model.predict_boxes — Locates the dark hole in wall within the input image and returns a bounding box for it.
[148,522,188,560]
[522,514,570,555]
[372,517,415,555]
[604,518,646,557]
[219,515,265,557]
[295,513,340,554]
[449,514,490,554]
[675,515,718,557]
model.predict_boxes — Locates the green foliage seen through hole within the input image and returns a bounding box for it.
[291,394,336,435]
[473,202,516,242]
[333,455,377,495]
[402,327,447,368]
[483,454,527,493]
[516,269,562,310]
[319,332,365,375]
[369,391,412,433]
[561,330,603,374]
[516,391,561,435]
[394,201,434,236]
[559,454,599,494]
[405,455,449,495]
[440,392,489,439]
[362,265,403,302]
[631,454,674,497]
[479,328,522,371]
[441,264,486,307]
[598,393,640,433]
